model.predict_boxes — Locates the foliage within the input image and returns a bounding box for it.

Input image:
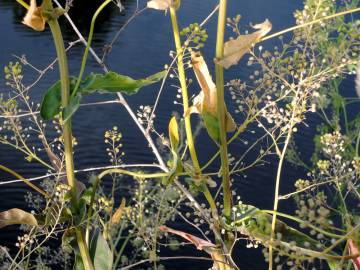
[0,0,359,269]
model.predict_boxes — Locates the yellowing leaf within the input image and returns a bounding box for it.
[147,0,171,10]
[189,52,236,142]
[111,198,126,225]
[0,208,38,228]
[217,19,272,69]
[168,116,180,151]
[22,0,46,31]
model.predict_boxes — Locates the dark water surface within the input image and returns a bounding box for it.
[0,0,355,269]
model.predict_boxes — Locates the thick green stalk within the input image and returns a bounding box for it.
[46,6,94,269]
[169,7,200,173]
[76,229,95,270]
[169,7,222,238]
[214,0,231,220]
[47,19,77,198]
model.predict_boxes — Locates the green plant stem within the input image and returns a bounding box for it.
[47,19,76,196]
[76,229,94,270]
[260,7,360,42]
[259,210,344,239]
[356,130,360,158]
[215,0,231,221]
[45,4,93,269]
[15,0,28,9]
[169,6,222,237]
[72,0,112,97]
[169,7,200,173]
[268,127,293,270]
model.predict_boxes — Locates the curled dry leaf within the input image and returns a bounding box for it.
[348,239,360,270]
[111,198,126,225]
[217,19,272,69]
[0,208,38,228]
[22,0,46,31]
[159,225,216,250]
[189,52,236,142]
[147,0,171,10]
[159,225,227,270]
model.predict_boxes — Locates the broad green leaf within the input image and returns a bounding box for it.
[90,229,113,270]
[63,94,82,124]
[168,116,180,151]
[40,80,62,120]
[0,208,38,228]
[80,70,166,95]
[40,78,76,121]
[40,71,166,121]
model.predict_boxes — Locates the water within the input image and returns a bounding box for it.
[0,0,355,269]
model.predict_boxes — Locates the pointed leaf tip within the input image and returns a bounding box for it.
[168,116,180,151]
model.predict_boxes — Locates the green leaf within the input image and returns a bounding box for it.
[63,94,82,124]
[40,78,76,121]
[75,250,85,270]
[89,229,113,270]
[0,208,38,228]
[202,112,220,143]
[40,71,166,121]
[163,116,182,185]
[326,259,341,270]
[40,80,62,120]
[80,70,166,95]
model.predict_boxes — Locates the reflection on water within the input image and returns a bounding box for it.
[0,0,340,269]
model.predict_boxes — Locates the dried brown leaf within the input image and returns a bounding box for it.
[190,52,236,133]
[22,0,45,31]
[159,225,228,270]
[159,225,216,250]
[0,208,38,228]
[111,198,126,225]
[349,239,360,270]
[147,0,172,10]
[217,19,272,69]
